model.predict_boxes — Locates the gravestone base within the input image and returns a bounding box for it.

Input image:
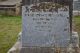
[8,31,79,53]
[20,46,80,53]
[20,47,68,53]
[20,47,54,53]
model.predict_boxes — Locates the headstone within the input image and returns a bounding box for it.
[21,0,73,53]
[73,0,80,11]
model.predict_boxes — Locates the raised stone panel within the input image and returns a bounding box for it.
[22,1,72,47]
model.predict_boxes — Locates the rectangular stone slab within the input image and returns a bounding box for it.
[22,0,73,47]
[20,47,54,53]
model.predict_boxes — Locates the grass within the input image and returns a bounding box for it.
[0,15,80,53]
[0,15,21,53]
[73,16,80,46]
[73,16,80,36]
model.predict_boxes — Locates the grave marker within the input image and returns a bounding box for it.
[21,0,73,53]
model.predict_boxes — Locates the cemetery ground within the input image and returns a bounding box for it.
[0,15,21,53]
[73,16,80,46]
[0,15,80,53]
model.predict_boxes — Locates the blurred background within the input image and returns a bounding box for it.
[0,0,80,53]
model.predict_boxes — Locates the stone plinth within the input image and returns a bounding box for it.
[7,31,79,53]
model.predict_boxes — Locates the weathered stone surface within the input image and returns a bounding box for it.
[20,47,54,53]
[22,5,70,47]
[21,0,73,53]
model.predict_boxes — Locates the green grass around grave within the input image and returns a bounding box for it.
[73,16,80,46]
[0,15,80,53]
[73,16,80,36]
[0,15,21,53]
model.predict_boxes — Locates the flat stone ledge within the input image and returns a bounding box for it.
[7,42,21,53]
[73,11,80,16]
